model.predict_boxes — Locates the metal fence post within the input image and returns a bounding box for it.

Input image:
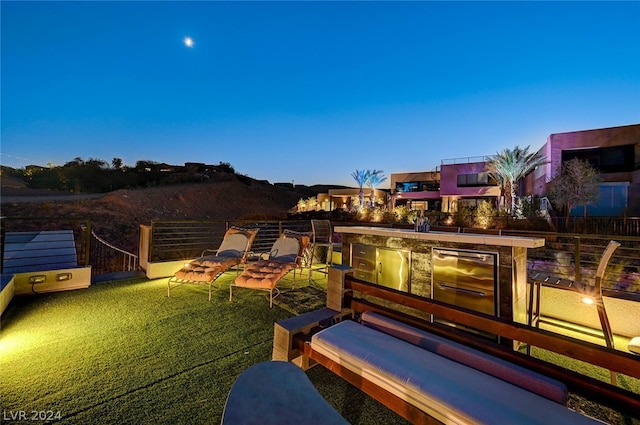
[574,236,581,283]
[83,220,92,267]
[149,221,156,263]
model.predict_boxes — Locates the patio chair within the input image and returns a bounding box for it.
[309,219,341,281]
[230,229,311,308]
[168,226,259,301]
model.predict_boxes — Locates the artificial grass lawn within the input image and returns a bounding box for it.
[0,274,408,425]
[5,271,635,425]
[527,326,640,425]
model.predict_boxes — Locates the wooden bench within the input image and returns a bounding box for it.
[292,313,601,425]
[304,313,603,425]
[276,267,640,423]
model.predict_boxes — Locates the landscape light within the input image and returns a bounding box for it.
[0,332,38,357]
[581,297,594,305]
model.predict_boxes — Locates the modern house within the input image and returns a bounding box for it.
[389,169,442,211]
[390,158,503,214]
[390,124,640,216]
[524,123,640,217]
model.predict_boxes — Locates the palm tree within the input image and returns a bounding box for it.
[487,145,546,214]
[351,169,368,208]
[366,170,387,207]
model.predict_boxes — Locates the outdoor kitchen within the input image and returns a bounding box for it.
[335,225,546,330]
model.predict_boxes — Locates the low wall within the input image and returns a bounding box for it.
[12,266,92,296]
[1,276,15,316]
[144,260,186,280]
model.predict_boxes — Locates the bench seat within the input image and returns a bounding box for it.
[361,311,568,404]
[311,320,604,425]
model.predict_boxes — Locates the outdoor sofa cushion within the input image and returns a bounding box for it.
[360,311,568,404]
[311,320,604,425]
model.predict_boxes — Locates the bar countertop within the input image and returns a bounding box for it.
[334,226,545,249]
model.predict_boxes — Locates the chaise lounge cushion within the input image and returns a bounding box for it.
[360,311,568,404]
[174,256,239,282]
[233,260,294,290]
[172,227,258,284]
[311,320,603,425]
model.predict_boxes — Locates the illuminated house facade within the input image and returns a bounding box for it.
[390,157,502,214]
[390,123,640,216]
[524,123,640,216]
[389,169,442,211]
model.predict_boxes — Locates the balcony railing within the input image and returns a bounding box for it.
[441,155,494,165]
[89,228,138,276]
[3,216,639,299]
[146,219,312,263]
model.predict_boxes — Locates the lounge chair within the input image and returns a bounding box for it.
[230,229,311,308]
[168,227,258,301]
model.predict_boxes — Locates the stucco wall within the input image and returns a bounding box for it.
[439,161,500,197]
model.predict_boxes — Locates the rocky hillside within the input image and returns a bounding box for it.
[1,174,321,254]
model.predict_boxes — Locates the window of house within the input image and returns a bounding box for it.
[457,173,498,187]
[562,144,635,173]
[396,181,440,192]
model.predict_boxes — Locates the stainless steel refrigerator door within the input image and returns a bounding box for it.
[376,248,410,292]
[432,248,497,316]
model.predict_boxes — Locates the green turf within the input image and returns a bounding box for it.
[0,273,408,424]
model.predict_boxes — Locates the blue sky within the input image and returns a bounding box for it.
[2,1,639,187]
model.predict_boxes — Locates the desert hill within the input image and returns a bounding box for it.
[1,175,348,254]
